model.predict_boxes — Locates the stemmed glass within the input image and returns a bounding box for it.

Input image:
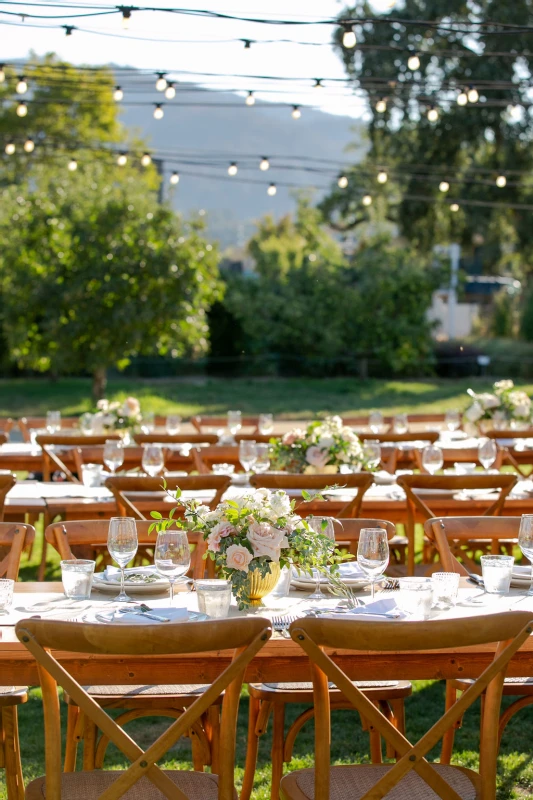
[393,414,408,434]
[107,517,138,602]
[166,415,182,435]
[518,515,533,596]
[478,438,498,471]
[258,413,274,435]
[357,528,389,600]
[445,410,461,432]
[142,444,165,477]
[46,410,61,433]
[239,440,258,475]
[141,412,155,434]
[369,411,384,434]
[154,530,191,605]
[364,441,381,471]
[306,518,335,601]
[227,411,242,436]
[422,444,443,475]
[253,443,270,473]
[103,439,124,475]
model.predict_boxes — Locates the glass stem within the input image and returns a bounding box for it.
[316,573,322,598]
[370,578,375,601]
[169,580,174,605]
[120,566,125,598]
[529,561,533,596]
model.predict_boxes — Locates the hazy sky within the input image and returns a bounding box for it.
[0,0,398,118]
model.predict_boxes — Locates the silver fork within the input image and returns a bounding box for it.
[272,615,297,638]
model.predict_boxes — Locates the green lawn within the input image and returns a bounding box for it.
[1,375,533,418]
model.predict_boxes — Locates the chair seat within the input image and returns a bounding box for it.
[26,769,237,799]
[450,676,533,694]
[0,687,27,707]
[64,684,223,707]
[280,764,479,800]
[249,680,412,702]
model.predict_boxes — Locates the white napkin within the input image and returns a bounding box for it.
[100,566,162,584]
[94,607,188,624]
[327,597,403,621]
[293,562,365,583]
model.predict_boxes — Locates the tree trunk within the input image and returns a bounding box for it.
[92,367,107,402]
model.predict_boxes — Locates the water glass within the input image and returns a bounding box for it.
[239,439,258,473]
[140,412,155,434]
[518,514,533,596]
[393,413,408,435]
[253,443,271,473]
[107,517,138,602]
[369,410,384,434]
[227,410,242,435]
[195,579,232,618]
[454,462,476,475]
[397,577,433,619]
[258,413,274,435]
[422,444,443,475]
[103,439,124,474]
[79,412,93,435]
[60,559,95,600]
[81,463,103,487]
[154,530,191,604]
[212,463,235,476]
[0,579,14,614]
[307,518,335,601]
[142,443,165,477]
[364,441,381,471]
[431,572,460,608]
[445,410,461,432]
[46,410,61,433]
[357,527,389,600]
[166,414,182,435]
[478,438,498,471]
[481,555,514,594]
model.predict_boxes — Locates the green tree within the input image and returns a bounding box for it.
[0,161,222,398]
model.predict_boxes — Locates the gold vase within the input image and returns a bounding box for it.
[246,562,281,606]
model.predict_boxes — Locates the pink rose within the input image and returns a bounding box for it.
[225,544,253,572]
[247,521,285,561]
[282,429,305,445]
[207,521,236,553]
[306,445,329,469]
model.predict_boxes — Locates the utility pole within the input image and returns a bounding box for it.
[448,243,460,340]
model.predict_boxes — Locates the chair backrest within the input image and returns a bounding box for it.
[36,434,121,447]
[16,615,271,800]
[134,433,219,445]
[18,416,79,442]
[334,518,396,557]
[191,415,260,433]
[192,446,243,474]
[424,516,522,576]
[0,523,35,579]
[45,519,208,578]
[413,446,506,472]
[249,473,374,518]
[0,473,16,522]
[359,431,440,443]
[0,418,14,436]
[105,475,231,520]
[397,473,517,527]
[486,429,533,439]
[286,611,533,800]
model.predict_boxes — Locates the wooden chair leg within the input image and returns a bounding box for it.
[441,682,461,764]
[64,704,80,771]
[190,727,205,772]
[270,703,285,800]
[368,702,383,765]
[387,698,406,760]
[3,707,24,800]
[204,706,220,773]
[241,695,261,800]
[82,715,97,770]
[497,696,533,746]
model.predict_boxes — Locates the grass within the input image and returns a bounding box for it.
[2,375,533,417]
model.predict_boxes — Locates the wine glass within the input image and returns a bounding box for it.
[306,518,335,601]
[258,413,274,435]
[445,410,461,432]
[357,528,389,600]
[369,411,384,434]
[166,414,181,435]
[421,444,443,475]
[79,412,93,435]
[239,440,258,474]
[253,443,270,473]
[478,438,498,471]
[518,515,533,596]
[142,444,165,477]
[46,410,61,433]
[393,414,408,434]
[107,517,138,602]
[154,530,191,605]
[364,441,381,471]
[141,412,155,434]
[103,439,124,475]
[227,410,242,436]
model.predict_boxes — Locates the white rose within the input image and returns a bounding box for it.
[225,544,253,572]
[269,491,292,518]
[96,399,109,411]
[207,521,236,553]
[247,521,285,561]
[477,393,500,410]
[306,446,329,469]
[494,380,514,393]
[317,436,334,450]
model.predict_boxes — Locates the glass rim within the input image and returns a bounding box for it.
[194,579,231,587]
[0,578,14,585]
[109,516,136,521]
[480,554,514,561]
[60,559,95,567]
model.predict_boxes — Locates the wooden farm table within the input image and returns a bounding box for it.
[2,581,533,687]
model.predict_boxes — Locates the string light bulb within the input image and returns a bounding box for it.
[407,52,420,71]
[291,105,301,119]
[243,39,252,50]
[338,175,348,189]
[67,158,77,171]
[4,142,15,155]
[16,102,27,117]
[377,169,388,184]
[113,86,124,102]
[342,25,356,49]
[153,104,164,120]
[362,194,372,206]
[259,157,270,171]
[117,152,128,166]
[23,138,34,153]
[63,25,74,36]
[0,65,5,83]
[170,171,180,185]
[245,91,255,106]
[155,73,167,92]
[439,181,450,192]
[450,203,459,212]
[120,7,132,29]
[165,82,176,100]
[427,105,439,122]
[228,162,238,176]
[496,174,507,188]
[141,153,151,167]
[267,183,277,196]
[16,76,27,94]
[457,89,468,106]
[467,85,479,103]
[375,97,387,113]
[314,79,324,90]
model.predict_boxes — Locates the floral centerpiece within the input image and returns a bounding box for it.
[464,381,532,428]
[150,487,342,608]
[269,415,367,474]
[93,396,143,434]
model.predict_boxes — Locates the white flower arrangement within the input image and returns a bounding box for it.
[270,415,367,473]
[464,380,532,427]
[92,396,143,431]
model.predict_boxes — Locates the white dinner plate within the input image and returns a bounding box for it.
[92,573,170,595]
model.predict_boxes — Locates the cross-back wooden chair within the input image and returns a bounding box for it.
[36,434,122,481]
[241,517,411,800]
[191,446,243,474]
[134,433,219,445]
[105,475,231,520]
[424,514,533,763]
[249,473,374,518]
[191,414,261,433]
[0,474,16,522]
[18,415,79,443]
[16,615,271,799]
[281,612,533,800]
[0,522,35,799]
[486,428,533,440]
[412,444,526,477]
[396,473,517,575]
